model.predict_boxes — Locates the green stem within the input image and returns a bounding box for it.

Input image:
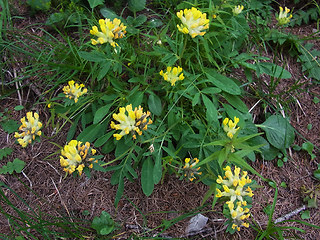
[179,36,188,66]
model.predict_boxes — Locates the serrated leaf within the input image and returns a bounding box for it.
[128,0,146,12]
[262,115,295,151]
[0,119,19,134]
[88,0,104,9]
[141,157,154,196]
[12,158,25,173]
[148,94,162,116]
[0,148,13,160]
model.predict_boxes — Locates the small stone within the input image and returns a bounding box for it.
[185,213,208,235]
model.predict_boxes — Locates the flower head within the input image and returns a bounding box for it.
[60,140,97,176]
[14,112,42,147]
[232,5,244,16]
[110,104,152,140]
[159,66,184,86]
[216,165,253,231]
[63,80,87,103]
[216,166,253,202]
[183,157,202,181]
[90,18,127,47]
[276,6,292,26]
[223,117,240,139]
[177,7,209,38]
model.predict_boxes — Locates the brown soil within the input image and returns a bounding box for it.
[1,1,320,240]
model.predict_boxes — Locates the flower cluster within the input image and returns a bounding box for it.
[183,157,202,181]
[63,80,87,103]
[14,112,42,148]
[216,166,253,231]
[110,104,153,140]
[177,7,209,38]
[223,117,240,139]
[159,66,184,86]
[232,5,244,16]
[90,18,127,47]
[60,140,97,176]
[276,6,292,26]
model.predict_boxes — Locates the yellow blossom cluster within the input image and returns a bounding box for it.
[62,80,87,103]
[232,5,244,16]
[159,66,185,86]
[216,166,253,231]
[60,140,97,176]
[110,104,153,140]
[90,18,127,47]
[223,117,240,139]
[277,6,292,26]
[177,7,209,38]
[183,157,202,181]
[14,112,42,148]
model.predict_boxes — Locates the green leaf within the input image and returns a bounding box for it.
[314,169,320,180]
[88,0,104,9]
[0,119,19,134]
[78,51,106,62]
[258,62,291,79]
[261,115,295,151]
[141,157,154,196]
[153,152,162,184]
[100,8,119,20]
[95,131,114,147]
[202,95,218,124]
[14,105,24,111]
[301,210,311,220]
[148,93,162,116]
[93,104,112,124]
[77,124,106,143]
[114,176,124,207]
[205,70,241,95]
[302,141,314,155]
[91,211,115,235]
[67,116,80,142]
[128,0,146,12]
[222,93,248,113]
[12,158,25,173]
[133,14,147,27]
[0,148,13,160]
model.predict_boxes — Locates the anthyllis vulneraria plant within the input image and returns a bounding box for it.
[60,140,97,176]
[216,166,253,232]
[14,112,42,148]
[176,7,210,38]
[276,6,293,26]
[232,5,244,16]
[90,18,127,47]
[183,157,202,181]
[110,104,153,140]
[62,80,87,103]
[159,66,185,86]
[223,117,240,139]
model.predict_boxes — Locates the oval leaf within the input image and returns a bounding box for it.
[141,157,154,196]
[206,70,241,95]
[148,94,162,116]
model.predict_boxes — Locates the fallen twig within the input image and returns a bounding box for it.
[274,205,306,224]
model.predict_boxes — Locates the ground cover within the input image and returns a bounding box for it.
[0,0,320,239]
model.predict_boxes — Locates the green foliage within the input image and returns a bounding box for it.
[27,0,51,12]
[88,0,104,9]
[128,0,146,13]
[91,211,115,235]
[298,43,320,81]
[0,119,19,134]
[0,147,13,160]
[0,158,25,174]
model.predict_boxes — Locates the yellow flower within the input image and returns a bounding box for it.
[176,7,209,38]
[62,80,87,103]
[60,140,96,176]
[159,66,184,86]
[222,117,240,139]
[232,5,244,15]
[90,18,127,47]
[183,157,202,181]
[216,166,253,203]
[276,6,292,26]
[110,104,152,140]
[14,112,42,148]
[228,201,250,231]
